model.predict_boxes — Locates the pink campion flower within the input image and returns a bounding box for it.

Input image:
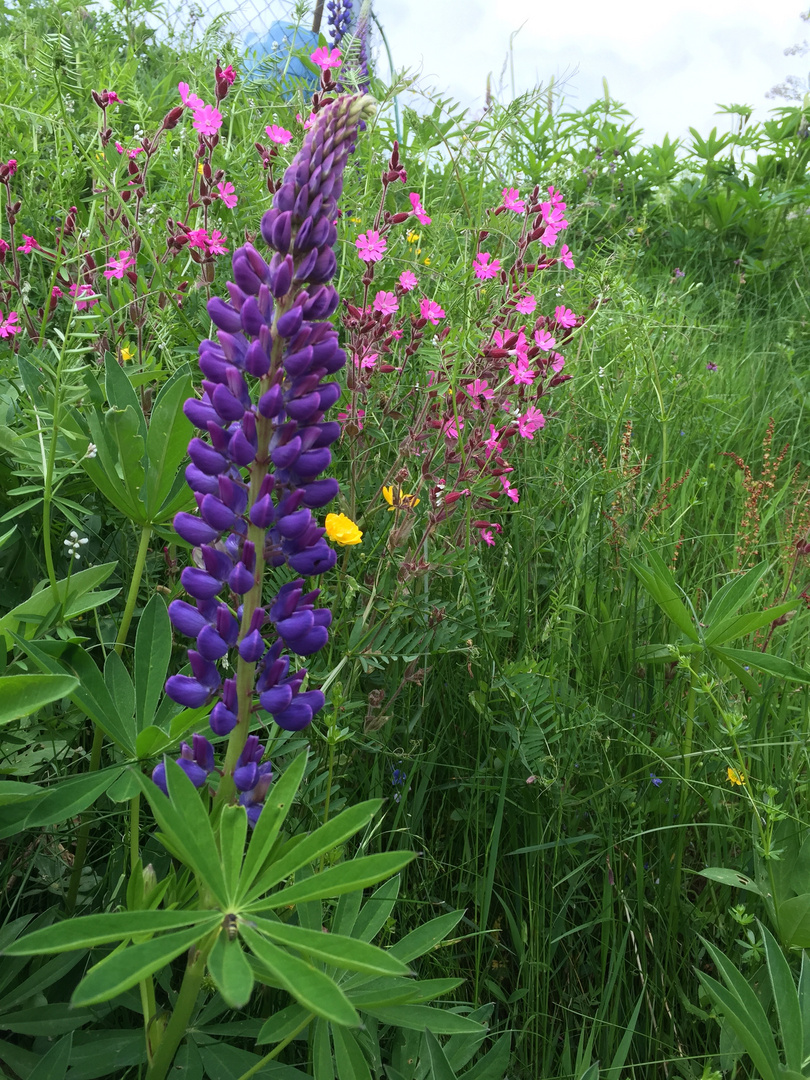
[399,270,418,291]
[0,308,22,337]
[115,141,125,153]
[106,91,122,104]
[420,298,446,325]
[179,82,205,109]
[192,105,223,136]
[373,290,398,316]
[355,230,386,263]
[515,295,536,315]
[353,352,378,370]
[484,424,501,457]
[103,250,136,279]
[442,417,464,439]
[69,283,98,310]
[550,352,565,374]
[554,305,577,328]
[127,148,144,159]
[541,201,568,228]
[500,475,519,503]
[409,192,431,225]
[216,181,238,208]
[338,409,365,431]
[206,230,229,255]
[548,184,565,206]
[311,45,342,70]
[473,252,501,280]
[534,328,556,351]
[479,528,496,546]
[559,244,575,269]
[51,286,63,299]
[0,238,10,259]
[464,378,494,409]
[186,228,208,250]
[512,329,529,362]
[6,159,18,176]
[517,406,546,439]
[502,187,525,213]
[391,327,403,340]
[509,359,536,385]
[538,224,560,248]
[296,112,316,130]
[265,124,293,145]
[220,65,236,84]
[17,235,40,253]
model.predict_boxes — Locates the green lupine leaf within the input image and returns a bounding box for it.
[361,1004,487,1035]
[247,852,415,913]
[0,673,78,725]
[134,594,171,734]
[3,910,220,954]
[72,921,218,1007]
[245,799,382,900]
[242,926,359,1027]
[760,922,802,1072]
[423,1027,459,1080]
[703,562,769,626]
[239,753,307,902]
[720,647,810,684]
[388,910,465,963]
[333,1024,373,1080]
[631,547,699,642]
[208,932,254,1009]
[143,371,193,518]
[248,915,411,976]
[703,600,797,647]
[220,803,248,905]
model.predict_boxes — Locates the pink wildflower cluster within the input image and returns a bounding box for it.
[0,308,22,337]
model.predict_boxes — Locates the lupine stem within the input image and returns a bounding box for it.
[144,930,218,1080]
[234,1012,315,1080]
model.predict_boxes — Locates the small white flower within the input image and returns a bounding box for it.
[63,529,89,560]
[85,443,98,459]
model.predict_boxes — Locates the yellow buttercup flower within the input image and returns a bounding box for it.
[423,257,431,265]
[325,512,362,546]
[383,486,420,511]
[349,216,362,224]
[120,345,134,361]
[727,767,745,786]
[406,230,420,244]
[198,163,204,175]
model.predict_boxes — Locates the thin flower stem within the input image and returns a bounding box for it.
[234,1012,315,1080]
[668,666,698,935]
[65,522,152,912]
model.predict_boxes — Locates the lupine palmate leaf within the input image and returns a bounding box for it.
[703,561,770,626]
[220,803,249,905]
[248,914,411,976]
[246,852,415,913]
[703,600,797,647]
[630,546,699,642]
[760,922,802,1072]
[237,752,307,902]
[0,674,79,726]
[333,1024,373,1080]
[3,909,219,955]
[71,920,220,1007]
[241,926,359,1027]
[423,1028,459,1080]
[243,798,383,901]
[360,1004,487,1035]
[131,763,228,906]
[207,933,254,1009]
[134,594,172,735]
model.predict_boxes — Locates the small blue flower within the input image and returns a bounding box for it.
[650,772,663,787]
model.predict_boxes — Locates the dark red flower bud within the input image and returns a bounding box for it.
[162,106,185,130]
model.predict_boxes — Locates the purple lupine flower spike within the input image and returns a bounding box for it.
[159,93,376,825]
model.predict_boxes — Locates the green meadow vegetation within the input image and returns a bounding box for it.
[1,1,810,1077]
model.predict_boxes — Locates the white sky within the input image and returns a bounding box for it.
[379,0,810,145]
